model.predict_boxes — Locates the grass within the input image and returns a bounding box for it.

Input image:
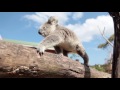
[91,64,106,72]
[4,39,39,47]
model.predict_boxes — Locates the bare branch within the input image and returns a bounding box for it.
[98,26,113,47]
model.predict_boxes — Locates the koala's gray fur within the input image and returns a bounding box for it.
[37,16,89,66]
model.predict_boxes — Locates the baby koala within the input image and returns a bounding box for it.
[37,16,89,66]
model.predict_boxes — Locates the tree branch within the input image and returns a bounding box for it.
[98,27,113,47]
[0,40,111,78]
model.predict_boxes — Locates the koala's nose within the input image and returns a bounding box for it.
[38,31,42,35]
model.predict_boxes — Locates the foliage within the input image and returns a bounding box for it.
[91,64,106,72]
[98,34,114,49]
[91,63,112,74]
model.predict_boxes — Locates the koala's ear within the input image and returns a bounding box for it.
[48,16,58,25]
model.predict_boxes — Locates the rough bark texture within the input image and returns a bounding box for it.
[109,12,120,78]
[0,40,111,78]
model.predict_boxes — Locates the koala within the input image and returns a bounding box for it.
[37,16,89,66]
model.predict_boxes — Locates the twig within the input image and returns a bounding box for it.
[98,26,113,47]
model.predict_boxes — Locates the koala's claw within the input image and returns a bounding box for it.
[39,52,43,56]
[37,49,44,56]
[37,49,40,53]
[36,47,45,56]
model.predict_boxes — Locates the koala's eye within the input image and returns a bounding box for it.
[43,27,46,29]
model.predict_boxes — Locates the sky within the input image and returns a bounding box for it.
[0,12,114,65]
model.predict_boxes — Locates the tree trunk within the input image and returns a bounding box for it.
[0,40,110,78]
[109,12,120,78]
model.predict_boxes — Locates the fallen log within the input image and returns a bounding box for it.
[0,40,111,78]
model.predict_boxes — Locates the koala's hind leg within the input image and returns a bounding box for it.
[54,46,63,55]
[78,51,89,66]
[63,50,69,57]
[54,46,68,57]
[76,45,89,66]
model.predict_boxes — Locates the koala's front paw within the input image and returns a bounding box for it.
[37,46,45,56]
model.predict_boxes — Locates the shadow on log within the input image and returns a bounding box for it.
[0,40,111,78]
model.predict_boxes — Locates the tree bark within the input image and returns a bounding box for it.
[0,40,110,78]
[109,12,120,78]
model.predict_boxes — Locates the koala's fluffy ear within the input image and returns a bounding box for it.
[48,16,58,25]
